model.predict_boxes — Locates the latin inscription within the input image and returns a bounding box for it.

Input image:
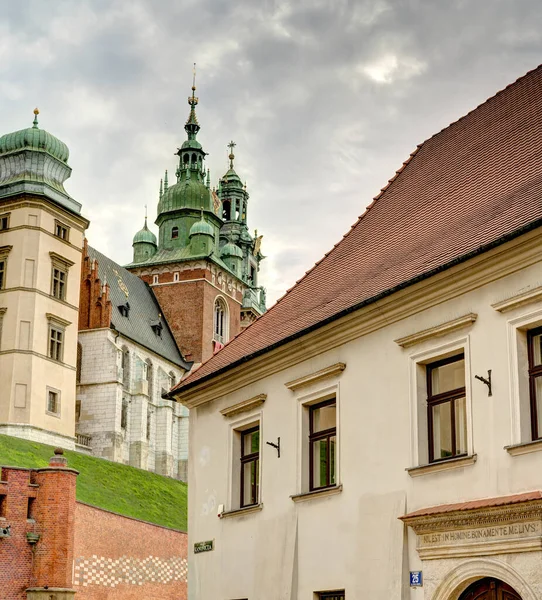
[194,540,214,554]
[421,522,540,546]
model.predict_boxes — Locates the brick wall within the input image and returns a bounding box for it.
[74,503,187,600]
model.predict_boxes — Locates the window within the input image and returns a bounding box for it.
[121,398,128,430]
[76,343,82,383]
[152,274,159,284]
[48,326,64,362]
[27,497,35,520]
[427,354,467,462]
[51,266,67,300]
[146,406,152,440]
[46,388,60,415]
[214,297,228,344]
[317,591,345,600]
[240,426,260,508]
[528,327,542,440]
[54,221,69,241]
[172,227,179,239]
[309,399,337,491]
[0,259,5,290]
[0,495,6,517]
[173,272,179,282]
[75,400,81,423]
[0,213,9,230]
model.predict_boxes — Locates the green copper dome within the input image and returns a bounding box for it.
[221,241,243,258]
[189,218,214,238]
[0,110,69,163]
[133,219,157,245]
[159,178,212,213]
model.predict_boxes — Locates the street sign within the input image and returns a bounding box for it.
[194,540,214,554]
[410,571,423,587]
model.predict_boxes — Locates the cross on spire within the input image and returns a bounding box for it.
[228,140,236,169]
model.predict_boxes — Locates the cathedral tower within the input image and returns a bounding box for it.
[127,77,265,365]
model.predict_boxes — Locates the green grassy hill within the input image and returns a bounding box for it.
[0,434,187,531]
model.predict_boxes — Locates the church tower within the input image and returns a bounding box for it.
[0,110,89,447]
[127,76,265,366]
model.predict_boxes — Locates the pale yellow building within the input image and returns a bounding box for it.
[172,66,542,600]
[0,110,88,447]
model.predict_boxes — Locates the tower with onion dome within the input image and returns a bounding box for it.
[127,71,266,365]
[0,109,89,448]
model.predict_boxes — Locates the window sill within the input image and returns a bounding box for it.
[505,439,542,456]
[220,503,263,519]
[407,454,477,477]
[291,484,343,503]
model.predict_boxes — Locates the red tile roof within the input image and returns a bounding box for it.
[174,65,542,393]
[400,491,542,520]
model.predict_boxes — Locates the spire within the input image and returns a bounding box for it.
[164,170,169,192]
[185,63,200,140]
[228,140,236,169]
[32,108,39,129]
[144,204,148,228]
[159,178,163,202]
[206,168,210,189]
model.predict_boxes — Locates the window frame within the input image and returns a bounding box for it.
[0,213,10,231]
[240,425,260,508]
[54,220,70,242]
[316,591,345,600]
[46,386,61,417]
[171,226,179,239]
[309,398,337,491]
[527,326,542,440]
[426,353,467,463]
[0,245,13,290]
[213,296,229,344]
[51,265,67,300]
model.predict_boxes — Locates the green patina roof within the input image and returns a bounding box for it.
[0,110,69,163]
[158,178,213,213]
[133,218,157,245]
[221,241,243,258]
[189,217,214,237]
[181,139,202,150]
[221,168,243,186]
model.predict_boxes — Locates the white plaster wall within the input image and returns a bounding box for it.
[186,241,542,600]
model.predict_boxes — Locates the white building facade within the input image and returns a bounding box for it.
[173,66,542,600]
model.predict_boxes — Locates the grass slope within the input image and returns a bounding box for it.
[0,434,187,531]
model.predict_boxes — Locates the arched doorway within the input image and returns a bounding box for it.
[459,578,522,600]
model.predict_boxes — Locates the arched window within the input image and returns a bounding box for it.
[172,227,179,239]
[214,297,228,344]
[183,154,189,164]
[191,153,197,164]
[222,200,231,221]
[121,346,130,388]
[145,359,153,401]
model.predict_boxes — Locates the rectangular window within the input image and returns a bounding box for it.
[121,398,128,430]
[47,389,60,415]
[0,259,5,290]
[317,591,345,600]
[51,267,67,300]
[528,327,542,440]
[27,497,35,520]
[240,426,260,508]
[75,400,81,423]
[146,407,152,440]
[48,327,64,362]
[0,214,9,230]
[0,495,5,517]
[309,399,337,491]
[54,221,69,241]
[427,354,467,462]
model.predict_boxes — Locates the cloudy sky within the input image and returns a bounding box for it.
[2,0,542,304]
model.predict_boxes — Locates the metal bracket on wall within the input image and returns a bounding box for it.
[475,370,492,397]
[266,437,280,458]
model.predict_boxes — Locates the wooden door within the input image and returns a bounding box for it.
[459,578,522,600]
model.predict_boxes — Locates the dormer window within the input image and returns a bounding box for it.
[118,302,130,318]
[151,319,163,338]
[172,227,179,239]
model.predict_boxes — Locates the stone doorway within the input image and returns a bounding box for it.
[459,578,522,600]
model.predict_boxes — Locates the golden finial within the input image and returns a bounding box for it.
[32,108,39,128]
[33,108,39,115]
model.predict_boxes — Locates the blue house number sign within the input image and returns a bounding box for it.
[410,571,423,587]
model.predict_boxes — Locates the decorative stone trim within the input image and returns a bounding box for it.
[285,363,346,391]
[220,394,266,417]
[492,285,542,312]
[0,245,13,258]
[401,496,542,560]
[49,251,75,268]
[290,484,343,503]
[394,313,477,348]
[220,503,263,518]
[46,313,72,328]
[407,454,477,477]
[505,439,542,456]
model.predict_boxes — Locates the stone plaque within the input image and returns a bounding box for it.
[194,539,214,554]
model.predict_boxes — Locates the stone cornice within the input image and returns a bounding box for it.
[394,313,477,348]
[492,284,542,313]
[220,394,267,417]
[0,196,89,230]
[176,227,542,409]
[285,363,346,391]
[46,313,72,328]
[49,251,75,268]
